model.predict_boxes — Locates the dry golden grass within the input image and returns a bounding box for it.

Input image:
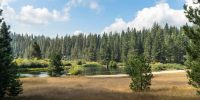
[5,72,200,100]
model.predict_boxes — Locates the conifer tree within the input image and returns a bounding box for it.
[151,24,166,63]
[88,45,97,61]
[184,0,200,95]
[30,42,42,59]
[126,53,152,92]
[121,31,129,62]
[113,34,121,62]
[88,35,97,61]
[9,21,186,64]
[0,10,22,97]
[48,53,64,77]
[144,32,152,61]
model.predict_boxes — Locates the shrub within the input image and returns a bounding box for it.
[109,61,118,69]
[77,60,82,65]
[14,58,49,68]
[69,66,83,75]
[62,61,72,66]
[151,63,187,71]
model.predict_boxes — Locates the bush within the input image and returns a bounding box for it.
[62,61,72,66]
[69,66,83,75]
[14,58,49,68]
[77,60,82,65]
[109,61,118,69]
[152,63,187,71]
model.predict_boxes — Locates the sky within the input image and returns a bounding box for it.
[0,0,192,37]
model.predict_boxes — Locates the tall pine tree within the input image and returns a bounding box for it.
[126,53,152,92]
[30,42,42,59]
[184,0,200,95]
[0,10,22,97]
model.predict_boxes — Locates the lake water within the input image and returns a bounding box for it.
[20,72,68,78]
[20,72,49,78]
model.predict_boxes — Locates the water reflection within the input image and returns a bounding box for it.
[20,72,49,78]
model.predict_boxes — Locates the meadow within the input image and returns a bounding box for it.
[5,72,200,100]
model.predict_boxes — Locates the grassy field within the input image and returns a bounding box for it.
[5,72,200,100]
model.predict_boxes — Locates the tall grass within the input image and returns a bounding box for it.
[5,72,200,100]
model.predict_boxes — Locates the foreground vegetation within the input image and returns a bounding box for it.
[184,0,200,95]
[4,72,199,100]
[126,54,153,91]
[0,11,22,97]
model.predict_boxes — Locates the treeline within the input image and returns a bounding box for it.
[11,23,188,64]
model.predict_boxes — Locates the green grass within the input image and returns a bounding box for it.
[82,62,103,68]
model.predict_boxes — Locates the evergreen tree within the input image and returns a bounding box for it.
[88,45,97,61]
[100,33,108,63]
[121,31,129,62]
[88,35,97,61]
[125,53,152,92]
[144,31,152,61]
[113,34,121,62]
[0,10,22,97]
[151,24,166,63]
[184,0,200,95]
[30,42,42,59]
[48,53,64,77]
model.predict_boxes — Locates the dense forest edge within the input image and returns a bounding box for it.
[12,23,187,64]
[11,23,190,75]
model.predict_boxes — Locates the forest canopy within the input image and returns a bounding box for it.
[11,23,188,64]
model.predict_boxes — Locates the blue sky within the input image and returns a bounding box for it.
[0,0,188,37]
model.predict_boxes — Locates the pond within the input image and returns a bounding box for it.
[19,68,126,78]
[20,72,49,78]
